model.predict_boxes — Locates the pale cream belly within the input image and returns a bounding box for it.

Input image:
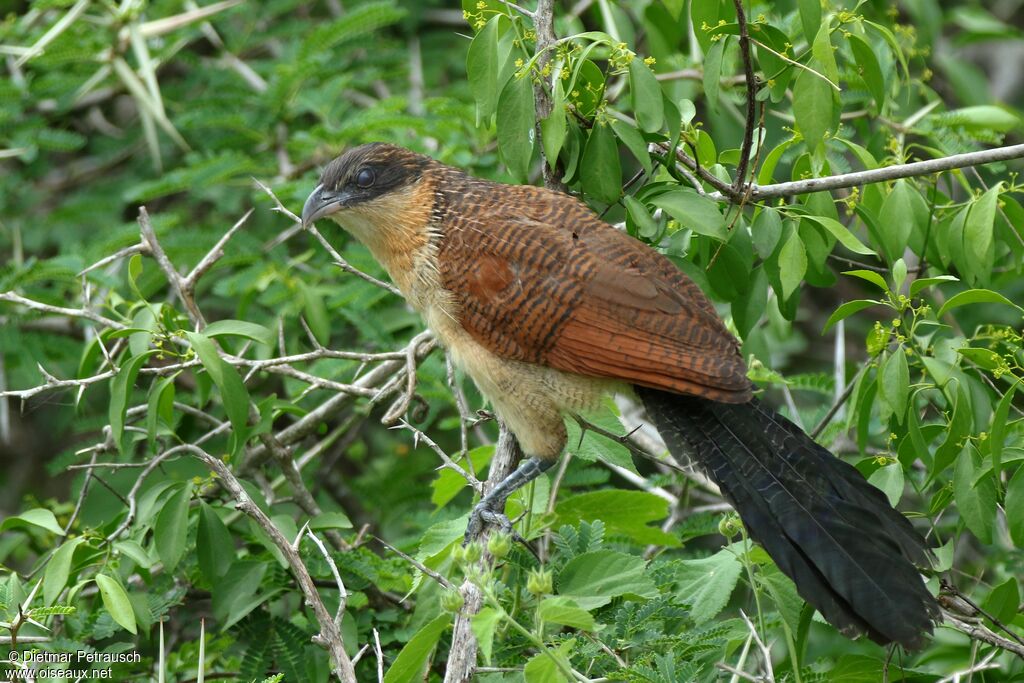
[424,305,617,459]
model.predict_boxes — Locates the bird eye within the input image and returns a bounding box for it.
[355,168,375,188]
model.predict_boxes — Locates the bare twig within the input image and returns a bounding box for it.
[731,0,757,195]
[183,209,253,290]
[138,206,205,327]
[253,177,402,296]
[444,425,523,683]
[77,243,148,277]
[711,143,1024,202]
[375,537,455,590]
[0,292,124,330]
[531,0,566,192]
[182,443,356,681]
[296,523,349,628]
[740,609,776,683]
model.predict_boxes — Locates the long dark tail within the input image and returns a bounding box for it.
[637,387,940,649]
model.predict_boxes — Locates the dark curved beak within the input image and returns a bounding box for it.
[301,184,349,228]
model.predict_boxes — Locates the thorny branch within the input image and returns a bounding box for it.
[1,200,444,676]
[184,443,357,682]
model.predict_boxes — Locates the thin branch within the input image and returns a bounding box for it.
[0,292,124,330]
[296,523,349,628]
[138,206,205,328]
[810,365,866,440]
[374,537,455,590]
[731,0,757,195]
[183,208,253,290]
[444,425,523,683]
[719,143,1024,202]
[650,142,740,199]
[77,243,148,277]
[942,611,1024,660]
[183,443,356,681]
[532,0,566,192]
[253,177,401,296]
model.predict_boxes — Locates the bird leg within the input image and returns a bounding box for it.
[464,456,556,544]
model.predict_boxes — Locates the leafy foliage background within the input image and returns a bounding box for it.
[1,0,1024,681]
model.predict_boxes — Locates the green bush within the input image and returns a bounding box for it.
[1,0,1023,681]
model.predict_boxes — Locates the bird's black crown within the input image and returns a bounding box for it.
[319,143,430,205]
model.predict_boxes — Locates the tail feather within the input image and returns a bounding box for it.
[637,387,940,650]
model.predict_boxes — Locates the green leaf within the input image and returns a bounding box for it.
[702,37,725,113]
[937,288,1022,318]
[982,577,1020,625]
[954,447,996,544]
[610,118,652,175]
[540,78,567,169]
[629,59,663,132]
[147,374,176,447]
[933,387,973,475]
[1,508,66,536]
[844,269,890,292]
[109,350,158,451]
[466,15,502,124]
[309,511,353,530]
[878,180,915,262]
[868,463,905,507]
[942,105,1020,132]
[965,185,999,268]
[798,0,822,43]
[752,207,782,259]
[581,122,621,204]
[471,607,501,665]
[1006,466,1024,547]
[44,537,85,606]
[650,188,726,240]
[298,282,330,345]
[909,275,959,297]
[565,400,635,471]
[661,0,684,19]
[990,386,1015,486]
[802,215,875,256]
[848,34,885,109]
[496,73,535,181]
[538,596,596,630]
[879,349,910,424]
[824,299,880,332]
[558,550,657,610]
[793,60,835,150]
[383,614,451,683]
[556,490,677,546]
[523,639,574,683]
[197,502,235,584]
[114,540,154,569]
[432,445,493,508]
[674,547,743,624]
[811,22,839,85]
[690,0,725,52]
[212,560,274,628]
[155,482,192,571]
[624,195,660,239]
[95,574,137,635]
[204,319,274,346]
[185,331,251,451]
[778,230,807,300]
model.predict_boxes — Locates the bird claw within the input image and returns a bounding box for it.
[464,500,514,545]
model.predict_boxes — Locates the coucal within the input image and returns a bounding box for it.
[301,142,940,649]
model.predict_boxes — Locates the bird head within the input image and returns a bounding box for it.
[301,143,431,230]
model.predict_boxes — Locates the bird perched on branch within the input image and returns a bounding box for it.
[302,142,940,649]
